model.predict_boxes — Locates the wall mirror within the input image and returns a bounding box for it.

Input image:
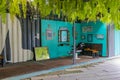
[58,27,69,42]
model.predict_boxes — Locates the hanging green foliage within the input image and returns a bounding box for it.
[0,0,120,29]
[0,0,7,22]
[9,0,21,19]
[9,0,27,19]
[21,0,27,18]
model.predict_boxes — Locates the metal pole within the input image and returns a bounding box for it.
[73,22,76,64]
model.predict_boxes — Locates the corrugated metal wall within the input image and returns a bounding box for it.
[115,30,120,56]
[0,14,40,63]
[107,24,115,57]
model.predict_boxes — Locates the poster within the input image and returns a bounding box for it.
[35,47,50,61]
[46,29,52,40]
[82,26,92,33]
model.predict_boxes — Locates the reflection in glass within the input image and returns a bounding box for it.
[61,30,67,42]
[58,28,69,42]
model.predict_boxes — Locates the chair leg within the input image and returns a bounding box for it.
[96,53,99,58]
[92,53,99,58]
[92,53,95,58]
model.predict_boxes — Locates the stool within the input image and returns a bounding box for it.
[75,50,82,59]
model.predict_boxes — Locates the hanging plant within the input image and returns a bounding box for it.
[0,0,120,29]
[9,0,21,19]
[9,0,27,19]
[21,0,27,18]
[0,0,7,22]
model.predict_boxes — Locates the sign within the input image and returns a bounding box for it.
[35,47,50,61]
[46,29,52,40]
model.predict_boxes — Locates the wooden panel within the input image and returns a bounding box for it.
[92,44,102,51]
[84,43,102,51]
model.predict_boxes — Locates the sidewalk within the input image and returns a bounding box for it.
[2,56,120,80]
[26,57,120,80]
[0,56,97,79]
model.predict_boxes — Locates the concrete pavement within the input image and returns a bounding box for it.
[31,58,120,80]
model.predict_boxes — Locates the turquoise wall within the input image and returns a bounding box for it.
[41,20,107,58]
[80,21,107,56]
[75,23,81,45]
[115,30,120,56]
[41,20,81,58]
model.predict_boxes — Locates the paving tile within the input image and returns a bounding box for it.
[0,56,96,79]
[3,57,120,80]
[31,75,58,80]
[97,74,120,80]
[37,58,120,80]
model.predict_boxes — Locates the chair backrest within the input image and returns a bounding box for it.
[92,44,102,51]
[76,43,85,50]
[84,43,102,51]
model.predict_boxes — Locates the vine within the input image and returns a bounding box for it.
[0,0,120,29]
[0,0,7,22]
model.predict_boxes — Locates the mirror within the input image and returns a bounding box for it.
[60,30,68,42]
[58,27,69,42]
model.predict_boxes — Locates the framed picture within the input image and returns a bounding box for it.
[34,47,50,61]
[58,27,69,42]
[46,29,52,40]
[96,34,104,39]
[82,26,93,33]
[87,34,93,42]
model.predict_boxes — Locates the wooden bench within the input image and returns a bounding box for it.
[84,43,102,58]
[0,55,4,67]
[84,48,99,58]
